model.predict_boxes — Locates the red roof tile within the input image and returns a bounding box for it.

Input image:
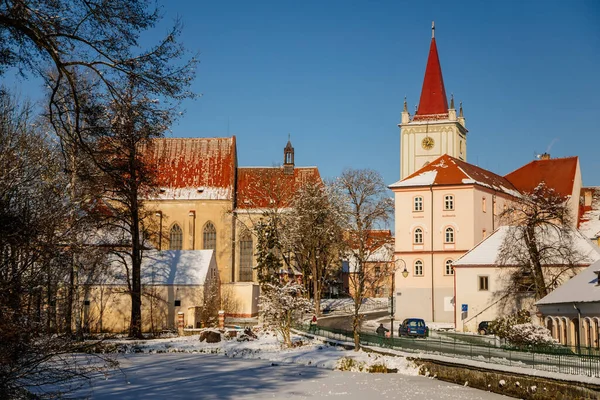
[413,38,449,121]
[504,157,578,198]
[391,154,519,196]
[236,167,321,209]
[144,137,237,194]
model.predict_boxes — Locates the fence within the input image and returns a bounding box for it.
[297,323,600,378]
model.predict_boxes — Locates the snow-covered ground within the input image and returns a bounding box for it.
[68,353,511,399]
[43,331,512,399]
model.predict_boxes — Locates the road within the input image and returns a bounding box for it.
[317,310,388,332]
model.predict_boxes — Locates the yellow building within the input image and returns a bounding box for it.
[145,137,320,319]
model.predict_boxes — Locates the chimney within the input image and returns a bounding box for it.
[540,153,551,160]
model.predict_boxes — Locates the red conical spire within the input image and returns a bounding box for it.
[414,22,448,120]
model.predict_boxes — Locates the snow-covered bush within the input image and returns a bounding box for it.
[505,323,558,347]
[489,310,531,338]
[260,282,312,348]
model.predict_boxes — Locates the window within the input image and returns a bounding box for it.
[482,229,487,239]
[444,195,454,210]
[239,233,253,282]
[478,276,489,291]
[414,260,423,276]
[374,266,381,276]
[169,224,183,250]
[203,222,217,250]
[444,227,454,243]
[445,259,454,275]
[482,197,487,212]
[414,196,423,212]
[174,300,181,307]
[414,228,423,244]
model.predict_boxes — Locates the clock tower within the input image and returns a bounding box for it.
[399,22,468,180]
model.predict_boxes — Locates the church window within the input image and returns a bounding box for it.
[444,195,454,210]
[414,196,423,212]
[239,233,253,282]
[169,224,183,250]
[414,260,423,276]
[203,222,217,250]
[445,259,454,275]
[414,228,423,244]
[444,227,454,243]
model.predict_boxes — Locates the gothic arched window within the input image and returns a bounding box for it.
[239,232,253,282]
[169,224,183,250]
[203,222,217,250]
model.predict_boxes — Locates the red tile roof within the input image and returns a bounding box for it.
[144,137,237,196]
[236,167,321,209]
[413,37,449,121]
[390,154,519,196]
[504,157,578,198]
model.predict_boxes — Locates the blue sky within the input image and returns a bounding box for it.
[5,0,600,186]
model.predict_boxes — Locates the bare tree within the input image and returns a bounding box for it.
[334,168,393,350]
[89,76,169,338]
[497,183,589,304]
[0,88,113,397]
[282,180,345,316]
[0,0,197,147]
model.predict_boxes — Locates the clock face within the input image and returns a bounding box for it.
[422,136,434,150]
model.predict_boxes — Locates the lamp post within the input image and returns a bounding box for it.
[390,258,408,338]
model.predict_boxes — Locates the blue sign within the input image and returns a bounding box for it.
[461,304,468,312]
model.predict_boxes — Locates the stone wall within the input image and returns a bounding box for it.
[413,358,600,400]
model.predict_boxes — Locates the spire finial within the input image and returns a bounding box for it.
[459,101,464,117]
[403,96,408,112]
[432,21,435,38]
[450,93,454,109]
[288,132,291,141]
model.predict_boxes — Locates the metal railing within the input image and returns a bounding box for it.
[297,323,600,378]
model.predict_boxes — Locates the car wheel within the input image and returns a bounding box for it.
[479,329,486,335]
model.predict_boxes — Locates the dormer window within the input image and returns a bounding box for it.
[197,188,204,193]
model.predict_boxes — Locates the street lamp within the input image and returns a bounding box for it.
[391,258,408,337]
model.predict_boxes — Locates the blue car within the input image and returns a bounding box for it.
[398,318,428,338]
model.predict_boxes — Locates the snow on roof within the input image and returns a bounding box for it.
[143,137,236,198]
[389,155,519,198]
[536,259,600,305]
[106,250,216,285]
[389,170,437,188]
[236,166,321,209]
[579,187,600,240]
[453,226,600,267]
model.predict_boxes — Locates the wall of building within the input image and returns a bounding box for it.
[149,199,234,283]
[394,184,515,323]
[81,284,206,333]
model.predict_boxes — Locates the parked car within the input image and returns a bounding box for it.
[398,318,428,338]
[478,321,492,335]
